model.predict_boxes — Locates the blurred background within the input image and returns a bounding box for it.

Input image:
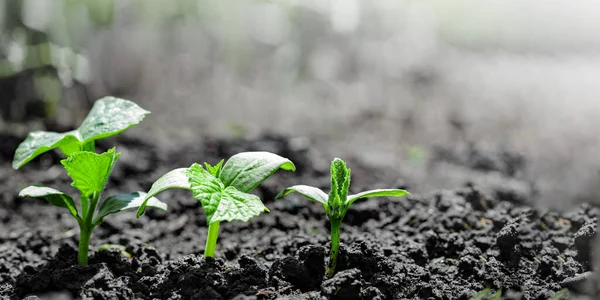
[2,0,600,210]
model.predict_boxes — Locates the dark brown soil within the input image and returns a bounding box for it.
[0,133,597,299]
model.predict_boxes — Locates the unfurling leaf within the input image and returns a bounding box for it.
[187,163,269,224]
[61,148,120,197]
[204,159,224,177]
[12,97,149,169]
[328,158,350,216]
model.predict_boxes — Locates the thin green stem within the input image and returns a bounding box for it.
[78,228,92,264]
[204,221,220,257]
[326,218,342,277]
[78,192,100,264]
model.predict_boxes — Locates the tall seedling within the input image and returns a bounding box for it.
[13,97,161,264]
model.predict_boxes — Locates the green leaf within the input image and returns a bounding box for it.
[204,159,224,177]
[136,168,191,217]
[13,131,81,169]
[95,192,167,225]
[328,158,350,214]
[187,163,268,224]
[77,96,150,141]
[346,189,410,206]
[275,185,330,215]
[12,96,149,169]
[275,185,328,206]
[219,152,296,193]
[61,148,120,197]
[19,186,79,218]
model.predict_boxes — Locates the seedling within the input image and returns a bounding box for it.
[12,96,149,169]
[275,158,409,276]
[18,148,167,264]
[136,152,295,257]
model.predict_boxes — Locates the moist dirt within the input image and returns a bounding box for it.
[0,133,597,299]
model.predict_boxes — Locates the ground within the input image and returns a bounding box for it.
[0,132,597,299]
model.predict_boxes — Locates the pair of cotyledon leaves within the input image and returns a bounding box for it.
[12,96,150,170]
[275,158,409,220]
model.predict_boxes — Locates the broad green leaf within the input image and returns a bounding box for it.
[78,96,150,141]
[219,152,296,193]
[328,158,350,214]
[346,189,410,206]
[12,97,149,169]
[204,159,224,177]
[187,163,268,224]
[211,187,268,223]
[136,168,191,217]
[13,131,80,169]
[19,186,79,218]
[95,192,167,225]
[61,148,120,197]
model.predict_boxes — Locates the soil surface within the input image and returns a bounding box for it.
[0,132,597,300]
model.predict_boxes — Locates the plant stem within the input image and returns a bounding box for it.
[78,228,92,264]
[82,140,95,152]
[326,218,342,277]
[78,192,100,264]
[204,221,220,257]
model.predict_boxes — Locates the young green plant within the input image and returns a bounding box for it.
[18,148,167,264]
[136,152,295,257]
[275,158,409,276]
[12,96,149,169]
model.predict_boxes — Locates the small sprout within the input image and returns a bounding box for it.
[96,244,132,258]
[276,158,409,276]
[19,148,167,264]
[12,96,149,169]
[549,288,569,300]
[471,288,501,300]
[136,151,296,258]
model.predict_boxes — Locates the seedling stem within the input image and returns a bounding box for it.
[326,218,342,276]
[78,191,100,264]
[82,141,95,152]
[205,221,220,257]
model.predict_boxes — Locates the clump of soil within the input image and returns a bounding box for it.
[0,133,597,299]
